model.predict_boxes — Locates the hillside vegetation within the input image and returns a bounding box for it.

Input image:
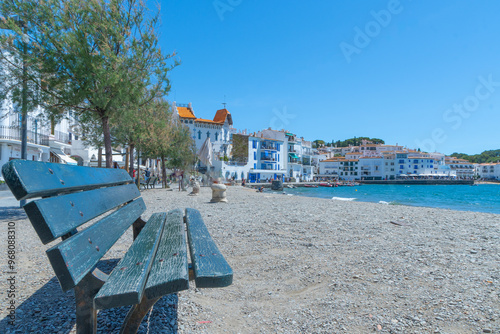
[451,149,500,164]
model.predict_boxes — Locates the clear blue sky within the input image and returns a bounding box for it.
[159,0,500,155]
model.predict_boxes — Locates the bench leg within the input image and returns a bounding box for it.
[74,269,107,334]
[120,295,160,334]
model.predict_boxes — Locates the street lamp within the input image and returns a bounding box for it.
[1,16,28,207]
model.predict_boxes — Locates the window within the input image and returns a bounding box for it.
[252,140,257,149]
[277,144,280,151]
[254,163,256,169]
[215,132,218,141]
[198,130,201,140]
[253,152,256,160]
[207,131,210,138]
[277,154,280,162]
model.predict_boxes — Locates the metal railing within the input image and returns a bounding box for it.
[54,130,71,144]
[0,125,49,146]
[224,161,248,166]
[261,145,278,151]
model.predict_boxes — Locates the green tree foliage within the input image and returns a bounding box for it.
[0,0,178,167]
[165,123,196,171]
[319,137,385,148]
[312,139,325,148]
[451,149,500,163]
[231,134,249,163]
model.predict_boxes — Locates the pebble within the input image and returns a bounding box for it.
[1,186,499,333]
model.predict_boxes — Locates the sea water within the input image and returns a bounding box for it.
[283,184,500,214]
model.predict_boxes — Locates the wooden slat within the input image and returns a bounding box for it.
[145,209,189,299]
[24,183,141,244]
[46,199,146,292]
[1,160,132,201]
[185,208,233,288]
[94,213,166,310]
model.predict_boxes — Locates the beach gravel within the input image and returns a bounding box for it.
[1,185,499,333]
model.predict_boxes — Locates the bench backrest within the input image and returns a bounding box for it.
[2,160,145,291]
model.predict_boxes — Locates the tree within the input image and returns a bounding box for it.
[165,123,196,172]
[139,98,175,188]
[451,149,500,164]
[312,139,325,148]
[0,0,178,167]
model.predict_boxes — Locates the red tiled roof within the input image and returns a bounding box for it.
[177,107,196,119]
[213,109,232,124]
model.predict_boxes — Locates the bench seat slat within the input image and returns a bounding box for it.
[185,208,233,288]
[2,160,133,201]
[46,199,146,292]
[94,212,166,310]
[24,183,141,244]
[145,209,189,299]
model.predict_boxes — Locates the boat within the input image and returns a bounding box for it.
[319,182,333,187]
[304,184,318,188]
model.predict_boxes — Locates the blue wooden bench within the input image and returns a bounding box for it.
[1,160,232,334]
[139,176,159,190]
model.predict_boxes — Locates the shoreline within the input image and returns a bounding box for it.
[1,186,499,333]
[261,183,500,216]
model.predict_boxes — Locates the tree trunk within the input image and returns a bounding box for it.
[161,155,167,188]
[125,147,129,173]
[97,147,102,168]
[136,150,141,189]
[129,143,135,178]
[102,116,113,168]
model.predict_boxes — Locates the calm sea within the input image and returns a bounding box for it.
[283,184,500,214]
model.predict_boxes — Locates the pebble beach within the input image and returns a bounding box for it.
[1,185,499,333]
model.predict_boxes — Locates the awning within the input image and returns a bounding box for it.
[285,133,294,136]
[289,153,299,159]
[50,148,78,165]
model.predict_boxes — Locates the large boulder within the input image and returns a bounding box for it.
[271,180,283,191]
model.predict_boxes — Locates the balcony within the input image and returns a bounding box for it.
[0,125,49,146]
[261,144,278,151]
[261,156,277,162]
[289,158,301,164]
[224,161,248,167]
[302,160,311,166]
[54,130,71,144]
